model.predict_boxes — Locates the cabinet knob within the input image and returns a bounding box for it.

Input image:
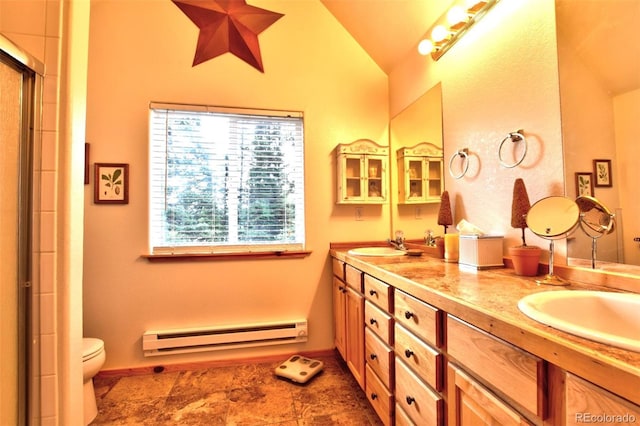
[369,318,377,325]
[406,396,416,405]
[405,311,414,319]
[370,353,377,360]
[370,393,378,400]
[369,289,377,296]
[404,349,414,358]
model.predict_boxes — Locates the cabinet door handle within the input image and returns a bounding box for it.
[404,349,414,358]
[370,393,378,400]
[370,353,377,360]
[405,311,414,319]
[369,289,377,296]
[369,318,377,325]
[406,396,416,405]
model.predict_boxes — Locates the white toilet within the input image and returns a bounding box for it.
[82,338,106,425]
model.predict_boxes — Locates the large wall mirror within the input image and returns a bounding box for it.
[389,83,443,240]
[557,0,640,268]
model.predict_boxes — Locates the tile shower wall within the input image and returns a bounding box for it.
[0,0,61,423]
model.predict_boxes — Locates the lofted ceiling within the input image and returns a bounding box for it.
[320,0,450,75]
[321,0,639,96]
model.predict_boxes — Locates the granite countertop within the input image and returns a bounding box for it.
[330,248,640,405]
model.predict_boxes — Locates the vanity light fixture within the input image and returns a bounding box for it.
[418,0,500,61]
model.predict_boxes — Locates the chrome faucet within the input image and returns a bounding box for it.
[388,230,406,251]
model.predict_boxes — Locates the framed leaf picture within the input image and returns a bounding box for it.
[94,163,129,204]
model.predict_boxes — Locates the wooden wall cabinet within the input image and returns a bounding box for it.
[397,142,443,204]
[336,139,388,204]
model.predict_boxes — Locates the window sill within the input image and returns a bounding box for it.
[141,250,312,262]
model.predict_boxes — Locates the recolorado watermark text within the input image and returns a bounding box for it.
[575,412,637,424]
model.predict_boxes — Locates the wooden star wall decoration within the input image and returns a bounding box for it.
[172,0,284,73]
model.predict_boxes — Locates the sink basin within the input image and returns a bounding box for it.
[347,247,406,257]
[518,290,640,352]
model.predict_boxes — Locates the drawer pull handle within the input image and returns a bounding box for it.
[369,289,377,296]
[370,353,377,360]
[406,396,416,405]
[405,311,414,319]
[404,349,414,358]
[369,318,377,325]
[370,393,378,400]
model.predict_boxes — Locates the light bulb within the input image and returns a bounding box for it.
[431,25,449,43]
[447,6,468,27]
[417,39,434,55]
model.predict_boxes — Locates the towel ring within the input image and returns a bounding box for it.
[498,129,527,168]
[449,148,469,179]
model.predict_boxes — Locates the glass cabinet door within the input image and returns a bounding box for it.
[344,156,363,199]
[366,157,385,201]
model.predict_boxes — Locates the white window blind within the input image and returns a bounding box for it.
[149,102,305,254]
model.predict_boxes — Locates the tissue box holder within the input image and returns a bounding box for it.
[459,235,504,269]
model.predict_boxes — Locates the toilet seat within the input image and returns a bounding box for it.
[83,338,104,362]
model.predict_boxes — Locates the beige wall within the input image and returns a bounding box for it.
[390,0,564,256]
[83,0,389,369]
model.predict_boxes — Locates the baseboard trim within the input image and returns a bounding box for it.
[96,348,338,379]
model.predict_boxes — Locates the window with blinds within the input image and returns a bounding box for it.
[149,103,305,254]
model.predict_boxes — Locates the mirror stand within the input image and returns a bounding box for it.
[536,239,569,286]
[526,196,580,286]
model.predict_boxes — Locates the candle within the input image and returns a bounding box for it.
[444,233,459,263]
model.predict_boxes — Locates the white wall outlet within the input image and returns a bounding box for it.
[355,207,363,221]
[415,206,422,219]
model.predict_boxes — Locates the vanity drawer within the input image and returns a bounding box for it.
[332,258,345,280]
[365,300,393,344]
[447,315,545,418]
[345,264,363,292]
[364,274,393,311]
[366,364,394,426]
[395,403,416,426]
[365,327,394,389]
[395,357,444,426]
[394,290,443,348]
[394,323,443,391]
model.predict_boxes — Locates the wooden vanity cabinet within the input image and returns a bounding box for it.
[448,364,534,425]
[447,315,544,425]
[363,274,395,425]
[565,374,640,426]
[332,255,640,426]
[332,261,365,389]
[393,289,446,425]
[336,139,388,204]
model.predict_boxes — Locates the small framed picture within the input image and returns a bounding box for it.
[575,172,594,197]
[94,163,129,204]
[593,159,612,187]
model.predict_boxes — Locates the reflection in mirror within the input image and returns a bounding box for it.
[575,195,615,269]
[390,83,443,241]
[557,0,640,268]
[527,196,579,286]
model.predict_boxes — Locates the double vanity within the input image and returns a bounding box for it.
[330,246,640,425]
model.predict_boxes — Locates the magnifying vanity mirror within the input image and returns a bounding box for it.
[576,195,615,269]
[526,196,580,286]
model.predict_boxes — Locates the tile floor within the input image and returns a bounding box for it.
[92,352,383,425]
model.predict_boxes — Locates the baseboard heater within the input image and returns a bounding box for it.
[142,319,308,357]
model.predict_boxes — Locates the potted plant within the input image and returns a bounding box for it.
[509,179,542,276]
[434,191,453,258]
